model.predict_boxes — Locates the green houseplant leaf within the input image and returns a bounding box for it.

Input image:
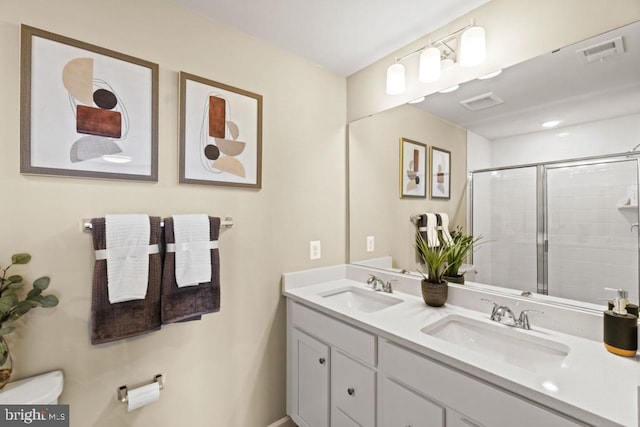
[414,230,452,284]
[33,277,50,291]
[10,254,31,265]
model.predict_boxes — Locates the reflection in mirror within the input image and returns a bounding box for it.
[349,20,640,310]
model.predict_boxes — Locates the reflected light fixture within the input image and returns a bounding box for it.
[439,85,460,94]
[102,154,132,164]
[478,69,502,80]
[386,61,406,95]
[408,96,426,104]
[542,120,561,128]
[385,19,486,95]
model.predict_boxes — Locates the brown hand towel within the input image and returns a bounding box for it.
[161,216,221,324]
[90,217,162,345]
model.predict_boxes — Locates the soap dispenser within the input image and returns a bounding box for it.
[603,288,638,357]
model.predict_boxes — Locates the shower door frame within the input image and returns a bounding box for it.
[468,151,640,299]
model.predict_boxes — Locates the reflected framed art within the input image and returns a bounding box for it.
[430,146,451,199]
[399,137,427,198]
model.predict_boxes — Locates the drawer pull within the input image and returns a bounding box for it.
[318,357,326,365]
[347,387,355,396]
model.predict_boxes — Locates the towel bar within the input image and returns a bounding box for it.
[82,217,234,232]
[118,374,164,404]
[409,214,422,224]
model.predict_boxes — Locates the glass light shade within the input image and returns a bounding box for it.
[386,63,406,95]
[459,26,486,67]
[419,47,441,82]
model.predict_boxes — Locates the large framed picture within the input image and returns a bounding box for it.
[430,146,451,199]
[179,71,263,189]
[399,137,427,198]
[20,25,159,181]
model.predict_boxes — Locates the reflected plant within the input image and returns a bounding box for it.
[443,226,483,278]
[0,253,59,365]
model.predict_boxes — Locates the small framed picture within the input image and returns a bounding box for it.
[20,25,159,181]
[430,146,451,199]
[179,71,263,189]
[399,138,427,198]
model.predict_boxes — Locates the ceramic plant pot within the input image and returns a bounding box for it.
[421,279,448,307]
[443,274,465,285]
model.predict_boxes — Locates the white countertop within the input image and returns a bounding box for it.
[283,265,639,427]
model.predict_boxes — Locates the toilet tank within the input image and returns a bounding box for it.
[0,370,64,404]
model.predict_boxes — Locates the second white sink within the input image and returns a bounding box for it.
[421,314,570,372]
[319,286,403,313]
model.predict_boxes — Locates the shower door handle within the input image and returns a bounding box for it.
[631,223,639,232]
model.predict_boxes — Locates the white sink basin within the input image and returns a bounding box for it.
[319,286,403,313]
[421,315,570,372]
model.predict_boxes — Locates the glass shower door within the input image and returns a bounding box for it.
[546,159,639,304]
[472,166,538,293]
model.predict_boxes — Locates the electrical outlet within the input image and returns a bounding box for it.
[310,240,321,260]
[366,236,375,252]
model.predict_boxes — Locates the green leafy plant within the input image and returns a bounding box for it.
[0,253,59,365]
[414,231,452,284]
[443,227,483,278]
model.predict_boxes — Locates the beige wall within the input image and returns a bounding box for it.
[0,0,345,425]
[349,105,466,269]
[347,0,640,121]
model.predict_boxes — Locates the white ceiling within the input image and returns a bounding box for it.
[169,0,490,76]
[416,21,640,140]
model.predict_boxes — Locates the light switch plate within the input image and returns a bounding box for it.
[366,236,375,252]
[310,240,321,260]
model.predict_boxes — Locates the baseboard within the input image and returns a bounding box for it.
[267,415,295,427]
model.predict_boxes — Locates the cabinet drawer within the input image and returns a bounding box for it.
[382,341,582,427]
[381,377,445,427]
[332,349,376,426]
[291,301,376,365]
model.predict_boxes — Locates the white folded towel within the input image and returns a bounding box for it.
[172,214,212,288]
[105,214,151,303]
[439,213,455,245]
[425,213,440,247]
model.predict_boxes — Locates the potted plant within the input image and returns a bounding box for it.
[0,253,59,389]
[415,230,451,307]
[442,227,483,285]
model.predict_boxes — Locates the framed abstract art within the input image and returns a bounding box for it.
[179,71,263,189]
[20,25,159,181]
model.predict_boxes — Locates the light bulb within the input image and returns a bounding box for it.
[419,47,441,83]
[459,26,486,67]
[386,63,406,95]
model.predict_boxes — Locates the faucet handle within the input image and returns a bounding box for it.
[383,279,397,293]
[481,298,500,320]
[518,309,543,330]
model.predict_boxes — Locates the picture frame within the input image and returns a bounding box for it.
[179,71,263,189]
[399,137,427,198]
[430,146,451,199]
[20,25,159,181]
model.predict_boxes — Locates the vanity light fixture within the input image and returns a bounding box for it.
[557,132,571,137]
[386,61,406,95]
[385,19,486,95]
[102,154,132,164]
[542,120,561,128]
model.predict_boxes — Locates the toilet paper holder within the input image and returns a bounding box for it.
[118,374,164,404]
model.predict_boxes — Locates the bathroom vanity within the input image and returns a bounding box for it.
[283,265,639,427]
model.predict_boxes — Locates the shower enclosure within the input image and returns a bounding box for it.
[470,154,640,305]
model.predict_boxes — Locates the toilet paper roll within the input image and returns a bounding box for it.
[127,382,160,412]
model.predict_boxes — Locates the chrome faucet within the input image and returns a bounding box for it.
[366,275,395,293]
[481,299,543,330]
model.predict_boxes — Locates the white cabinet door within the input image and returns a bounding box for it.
[381,378,445,427]
[292,329,330,427]
[332,349,376,426]
[446,409,483,427]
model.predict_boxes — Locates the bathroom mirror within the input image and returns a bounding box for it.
[348,20,640,310]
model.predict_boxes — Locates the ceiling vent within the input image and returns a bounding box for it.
[459,92,504,111]
[576,36,624,63]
